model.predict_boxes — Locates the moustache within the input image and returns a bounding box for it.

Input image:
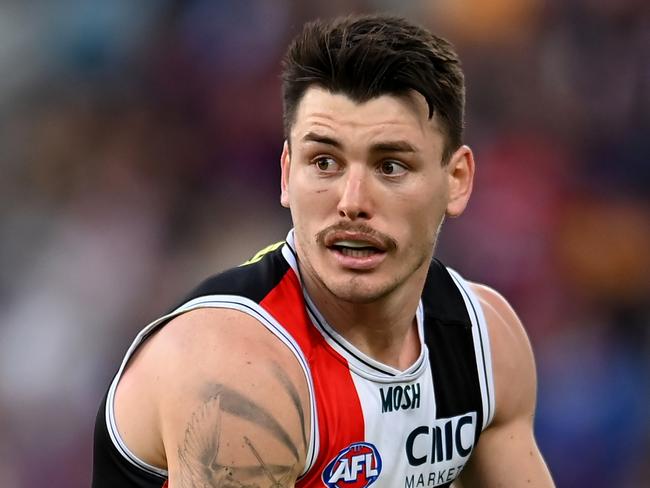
[315,222,397,252]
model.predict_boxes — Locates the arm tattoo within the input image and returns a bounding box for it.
[203,384,301,460]
[271,363,307,451]
[244,436,296,488]
[177,395,224,485]
[177,363,306,487]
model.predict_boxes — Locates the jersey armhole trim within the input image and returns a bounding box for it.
[446,268,496,430]
[105,294,319,479]
[106,310,172,479]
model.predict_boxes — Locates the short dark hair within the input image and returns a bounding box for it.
[281,14,465,163]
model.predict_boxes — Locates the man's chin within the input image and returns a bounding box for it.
[324,278,395,304]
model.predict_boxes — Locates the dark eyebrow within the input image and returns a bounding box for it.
[369,141,417,153]
[302,132,417,154]
[302,132,343,149]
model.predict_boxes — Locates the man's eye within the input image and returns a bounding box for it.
[314,156,338,172]
[379,160,407,176]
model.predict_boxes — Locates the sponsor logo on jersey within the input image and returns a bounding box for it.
[322,441,382,487]
[403,413,476,487]
[405,412,476,466]
[380,383,421,413]
[404,466,465,488]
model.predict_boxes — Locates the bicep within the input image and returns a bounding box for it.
[153,309,310,488]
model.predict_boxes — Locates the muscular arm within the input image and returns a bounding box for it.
[458,284,554,488]
[173,375,304,487]
[117,308,310,488]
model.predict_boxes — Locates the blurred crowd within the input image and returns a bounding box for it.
[0,1,648,486]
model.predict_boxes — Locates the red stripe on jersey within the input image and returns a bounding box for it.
[260,269,365,486]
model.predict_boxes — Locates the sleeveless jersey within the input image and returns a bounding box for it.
[93,230,495,488]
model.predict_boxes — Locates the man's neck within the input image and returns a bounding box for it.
[302,270,427,371]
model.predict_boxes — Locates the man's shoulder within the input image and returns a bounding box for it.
[422,261,526,338]
[467,282,537,425]
[468,282,531,352]
[158,306,310,484]
[150,307,297,368]
[114,306,310,482]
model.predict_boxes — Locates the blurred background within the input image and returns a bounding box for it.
[0,0,648,486]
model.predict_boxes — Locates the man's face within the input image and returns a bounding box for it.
[281,86,473,304]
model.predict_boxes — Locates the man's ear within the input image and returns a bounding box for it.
[280,140,291,208]
[445,145,475,217]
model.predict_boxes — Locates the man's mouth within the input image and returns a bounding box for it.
[316,225,395,270]
[329,240,385,258]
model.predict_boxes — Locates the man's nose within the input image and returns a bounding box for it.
[337,166,374,220]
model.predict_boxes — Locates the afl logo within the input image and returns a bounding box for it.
[322,442,382,487]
